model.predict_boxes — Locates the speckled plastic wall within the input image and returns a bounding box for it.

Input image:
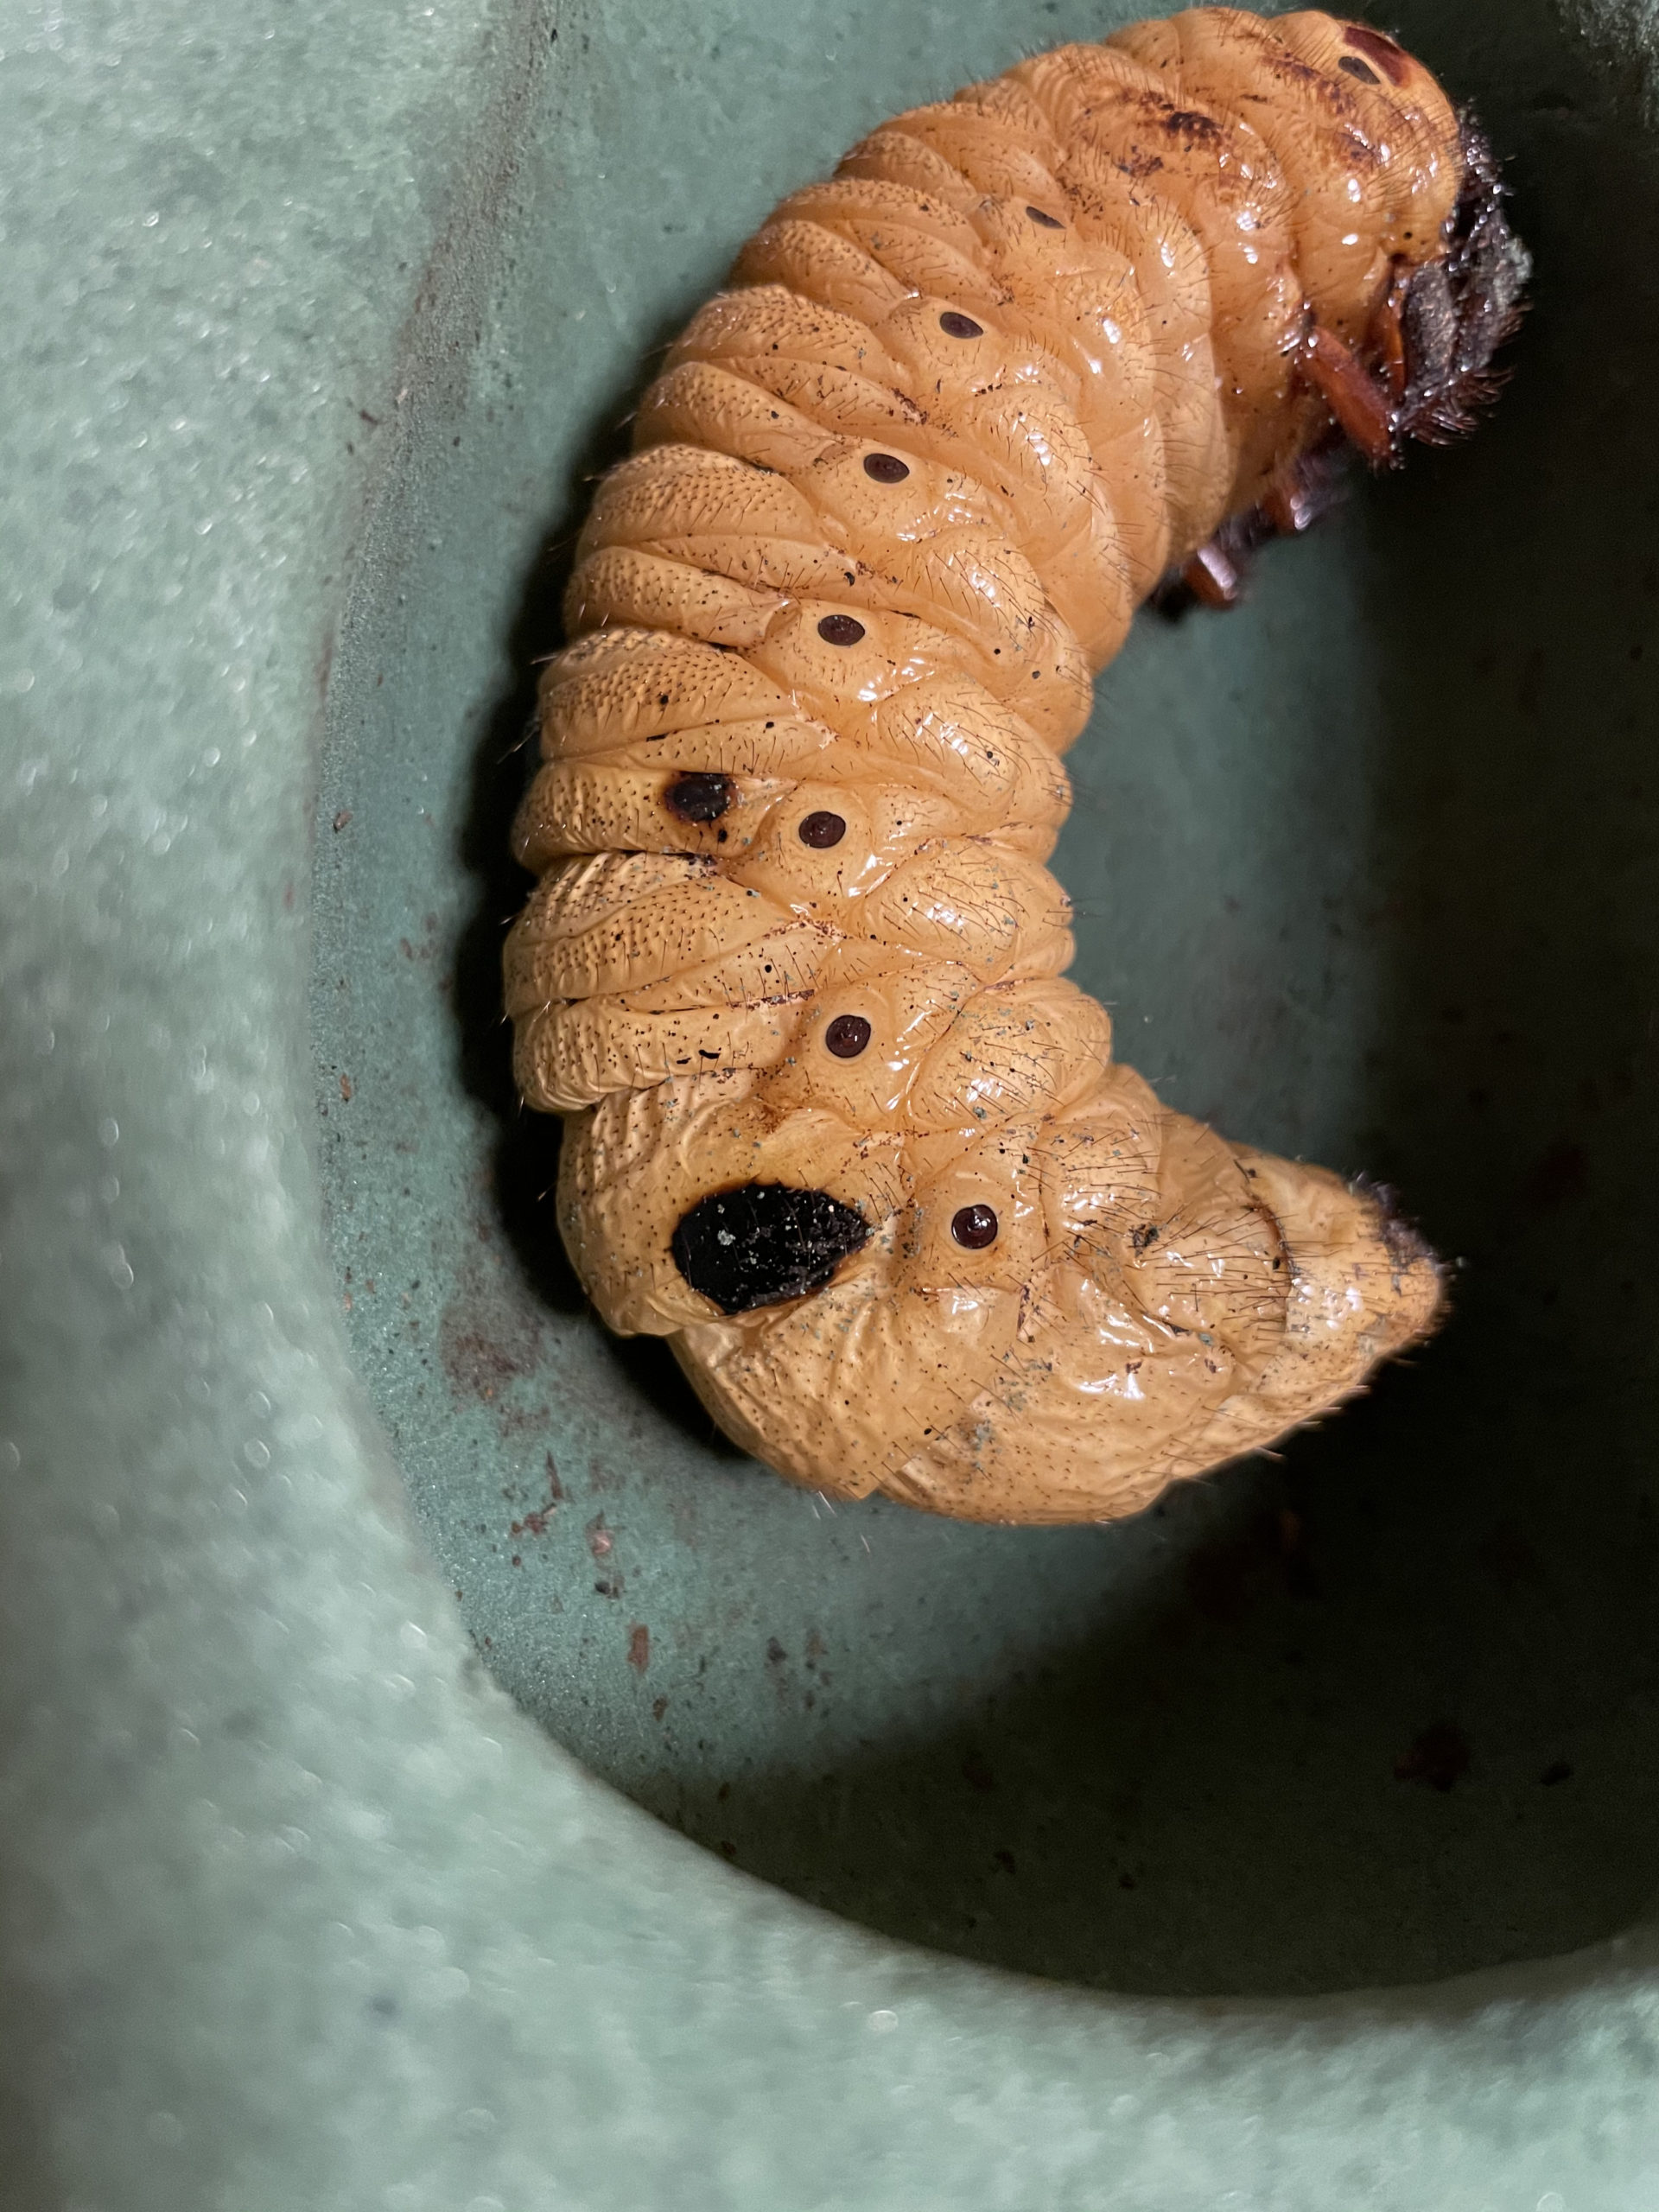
[5,0,1659,2205]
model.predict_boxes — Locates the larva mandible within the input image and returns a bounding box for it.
[504,7,1528,1524]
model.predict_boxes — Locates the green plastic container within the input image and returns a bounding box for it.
[5,0,1658,2202]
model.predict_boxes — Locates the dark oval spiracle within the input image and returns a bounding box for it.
[863,451,911,483]
[823,1014,872,1058]
[950,1204,999,1249]
[664,771,734,823]
[1026,204,1065,227]
[938,310,983,340]
[817,613,867,645]
[798,810,846,849]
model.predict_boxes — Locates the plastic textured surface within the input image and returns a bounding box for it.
[5,0,1659,2206]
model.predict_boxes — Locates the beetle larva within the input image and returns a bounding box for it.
[505,8,1528,1523]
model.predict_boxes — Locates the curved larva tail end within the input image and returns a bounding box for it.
[1238,1146,1446,1392]
[1345,1170,1449,1356]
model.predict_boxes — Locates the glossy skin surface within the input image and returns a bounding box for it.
[505,9,1471,1522]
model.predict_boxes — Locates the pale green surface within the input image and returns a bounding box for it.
[6,0,1659,2204]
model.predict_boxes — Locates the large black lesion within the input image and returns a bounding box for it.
[672,1183,868,1315]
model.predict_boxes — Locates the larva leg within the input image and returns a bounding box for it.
[1153,441,1345,613]
[1301,324,1395,464]
[1154,100,1529,619]
[1370,256,1414,403]
[507,9,1527,1525]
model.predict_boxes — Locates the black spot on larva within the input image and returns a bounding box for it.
[817,613,866,646]
[672,1184,868,1314]
[950,1204,999,1249]
[824,1014,871,1058]
[1338,53,1381,84]
[1343,22,1409,84]
[1026,205,1064,228]
[798,810,846,849]
[664,772,733,823]
[1165,107,1224,144]
[863,451,911,483]
[939,310,983,340]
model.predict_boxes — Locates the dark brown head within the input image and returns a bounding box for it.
[1396,113,1531,446]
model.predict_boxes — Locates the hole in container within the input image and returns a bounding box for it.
[310,0,1659,1998]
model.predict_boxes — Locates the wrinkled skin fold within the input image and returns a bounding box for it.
[505,8,1524,1522]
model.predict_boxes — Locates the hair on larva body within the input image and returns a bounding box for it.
[504,7,1528,1524]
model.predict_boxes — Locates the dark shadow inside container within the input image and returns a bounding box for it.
[311,0,1659,1996]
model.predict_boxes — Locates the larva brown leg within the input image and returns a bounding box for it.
[1172,535,1245,610]
[1152,442,1344,614]
[1152,111,1529,620]
[1300,324,1395,466]
[1370,255,1413,404]
[1162,278,1433,617]
[1258,445,1345,538]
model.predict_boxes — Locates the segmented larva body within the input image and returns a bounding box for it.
[505,8,1527,1523]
